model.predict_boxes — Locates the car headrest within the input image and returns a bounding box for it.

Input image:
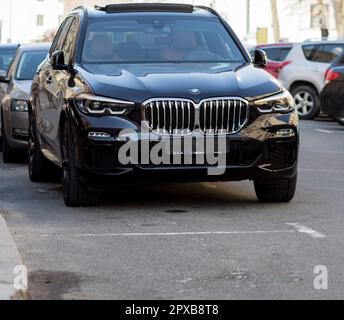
[115,42,143,59]
[85,34,113,59]
[154,37,171,46]
[172,32,196,51]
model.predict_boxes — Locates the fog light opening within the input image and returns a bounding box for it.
[275,128,296,138]
[88,132,111,139]
[12,128,29,136]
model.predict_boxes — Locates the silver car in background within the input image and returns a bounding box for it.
[257,40,344,120]
[0,44,50,163]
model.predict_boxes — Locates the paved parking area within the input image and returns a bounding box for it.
[1,119,344,299]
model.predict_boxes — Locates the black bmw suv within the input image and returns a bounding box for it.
[29,3,299,207]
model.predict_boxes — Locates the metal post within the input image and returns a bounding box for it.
[9,0,13,43]
[246,0,250,35]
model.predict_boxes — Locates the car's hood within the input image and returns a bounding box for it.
[10,80,32,101]
[76,63,282,104]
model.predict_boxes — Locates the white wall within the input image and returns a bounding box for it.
[0,0,64,44]
[0,0,338,45]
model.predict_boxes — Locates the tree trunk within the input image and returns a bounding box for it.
[331,0,344,37]
[271,0,281,42]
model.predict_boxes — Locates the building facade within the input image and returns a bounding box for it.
[0,0,64,44]
[0,0,338,45]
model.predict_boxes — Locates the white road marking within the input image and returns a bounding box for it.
[304,149,344,155]
[286,223,326,239]
[316,129,333,134]
[300,168,344,173]
[40,230,295,238]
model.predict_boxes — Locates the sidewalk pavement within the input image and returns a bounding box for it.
[0,214,26,300]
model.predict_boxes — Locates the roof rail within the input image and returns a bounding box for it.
[194,5,218,16]
[303,37,344,43]
[71,6,88,16]
[94,3,194,13]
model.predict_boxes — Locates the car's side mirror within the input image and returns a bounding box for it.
[253,49,267,68]
[0,69,9,83]
[51,50,69,71]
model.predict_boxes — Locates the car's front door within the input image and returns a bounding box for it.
[36,16,75,160]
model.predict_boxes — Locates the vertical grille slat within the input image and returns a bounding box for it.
[145,98,248,135]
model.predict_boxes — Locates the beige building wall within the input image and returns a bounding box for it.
[64,0,136,15]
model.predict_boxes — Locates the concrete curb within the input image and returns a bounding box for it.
[0,214,26,300]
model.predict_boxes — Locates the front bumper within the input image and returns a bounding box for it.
[4,110,29,149]
[68,104,299,190]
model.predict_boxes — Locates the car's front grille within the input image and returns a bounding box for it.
[144,100,195,134]
[199,99,249,134]
[143,98,249,135]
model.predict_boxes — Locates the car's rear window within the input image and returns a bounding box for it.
[0,49,16,72]
[16,51,48,80]
[303,44,344,63]
[81,15,245,64]
[260,46,292,61]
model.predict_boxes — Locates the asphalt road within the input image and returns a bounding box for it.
[0,119,344,300]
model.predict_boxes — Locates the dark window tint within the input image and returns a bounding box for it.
[81,16,245,64]
[337,54,344,66]
[50,17,74,54]
[61,18,79,63]
[261,46,292,61]
[0,49,17,72]
[16,51,48,80]
[303,44,344,63]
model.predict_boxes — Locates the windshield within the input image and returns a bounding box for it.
[16,51,48,81]
[81,15,245,64]
[0,49,16,72]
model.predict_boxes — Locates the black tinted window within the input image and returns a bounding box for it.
[0,49,16,72]
[337,54,344,66]
[303,44,344,63]
[81,16,245,64]
[262,47,292,61]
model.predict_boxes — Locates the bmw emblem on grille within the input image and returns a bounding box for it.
[189,88,201,95]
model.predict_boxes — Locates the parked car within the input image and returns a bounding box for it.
[321,53,344,125]
[254,43,293,78]
[256,40,344,120]
[0,44,19,77]
[0,44,19,150]
[29,3,299,207]
[0,44,50,162]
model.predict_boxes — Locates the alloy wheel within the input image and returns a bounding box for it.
[294,91,314,116]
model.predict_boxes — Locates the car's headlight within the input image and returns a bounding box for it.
[11,100,29,112]
[74,94,135,116]
[252,90,294,114]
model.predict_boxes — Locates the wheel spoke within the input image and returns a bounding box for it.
[302,106,309,114]
[294,94,303,103]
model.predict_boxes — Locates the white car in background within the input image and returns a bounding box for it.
[256,40,344,119]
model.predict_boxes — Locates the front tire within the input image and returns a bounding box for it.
[61,121,99,207]
[254,175,297,203]
[291,85,320,120]
[28,114,55,182]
